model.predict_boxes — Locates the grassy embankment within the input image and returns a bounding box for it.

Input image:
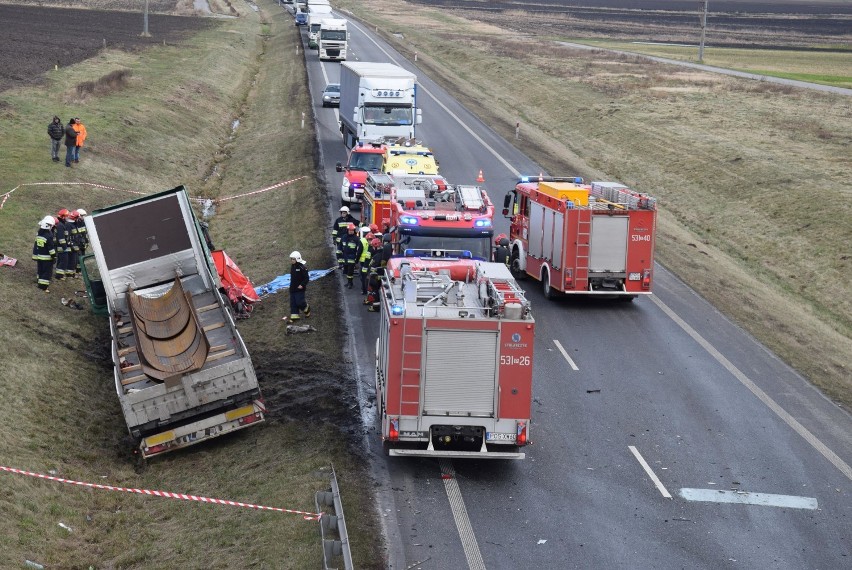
[0,2,381,568]
[335,0,851,408]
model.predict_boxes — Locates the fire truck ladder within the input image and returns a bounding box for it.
[488,278,529,312]
[574,208,592,290]
[398,315,423,418]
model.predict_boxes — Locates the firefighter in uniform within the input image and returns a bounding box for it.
[340,223,363,289]
[287,251,311,321]
[331,206,357,264]
[365,237,384,311]
[358,227,372,295]
[71,209,89,276]
[493,233,510,267]
[33,216,57,292]
[54,208,72,280]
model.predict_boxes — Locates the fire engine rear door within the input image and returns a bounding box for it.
[589,216,628,273]
[422,329,498,417]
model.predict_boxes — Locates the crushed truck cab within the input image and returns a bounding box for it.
[376,257,534,459]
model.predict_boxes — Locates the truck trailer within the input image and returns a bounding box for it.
[376,257,534,458]
[503,176,657,299]
[338,62,421,148]
[82,186,265,459]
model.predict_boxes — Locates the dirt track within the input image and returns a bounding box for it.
[0,4,211,93]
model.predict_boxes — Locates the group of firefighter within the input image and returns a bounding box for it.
[31,208,89,293]
[331,205,392,312]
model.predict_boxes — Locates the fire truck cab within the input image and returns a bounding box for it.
[376,257,534,458]
[503,176,657,299]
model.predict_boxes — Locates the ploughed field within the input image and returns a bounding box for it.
[0,4,211,93]
[410,0,852,49]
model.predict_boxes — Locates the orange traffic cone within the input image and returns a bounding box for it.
[476,169,485,183]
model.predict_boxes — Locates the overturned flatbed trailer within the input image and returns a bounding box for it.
[83,186,265,459]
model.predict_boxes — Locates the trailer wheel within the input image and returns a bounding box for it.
[541,267,554,300]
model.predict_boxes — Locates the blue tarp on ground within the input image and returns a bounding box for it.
[255,267,336,297]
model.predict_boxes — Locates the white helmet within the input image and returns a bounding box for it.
[39,215,55,230]
[359,226,370,237]
[339,206,350,213]
[289,251,305,264]
[75,208,87,217]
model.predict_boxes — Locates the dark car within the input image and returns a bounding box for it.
[321,83,340,107]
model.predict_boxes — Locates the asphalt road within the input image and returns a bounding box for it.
[288,5,852,569]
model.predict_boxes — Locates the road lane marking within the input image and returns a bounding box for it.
[346,18,521,178]
[679,488,818,510]
[553,339,579,371]
[439,459,486,570]
[629,446,672,499]
[650,295,852,482]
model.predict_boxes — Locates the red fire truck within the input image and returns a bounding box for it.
[387,173,494,261]
[375,257,534,458]
[502,176,657,299]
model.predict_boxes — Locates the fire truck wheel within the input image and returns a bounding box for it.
[510,251,526,280]
[541,267,555,300]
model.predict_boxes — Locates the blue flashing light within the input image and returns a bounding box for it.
[574,177,583,183]
[391,304,405,316]
[403,249,414,256]
[351,183,363,189]
[400,215,419,225]
[474,218,491,228]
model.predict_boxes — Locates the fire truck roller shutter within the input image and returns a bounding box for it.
[589,216,629,273]
[423,329,498,416]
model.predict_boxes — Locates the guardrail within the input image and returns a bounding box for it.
[315,466,354,570]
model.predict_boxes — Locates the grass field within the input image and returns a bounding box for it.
[0,2,382,568]
[333,0,852,411]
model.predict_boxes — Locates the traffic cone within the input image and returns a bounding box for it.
[476,169,484,183]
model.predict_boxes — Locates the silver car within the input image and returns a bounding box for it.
[321,83,340,107]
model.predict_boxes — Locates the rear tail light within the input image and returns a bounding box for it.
[564,269,573,289]
[642,269,651,290]
[388,417,399,442]
[238,412,262,426]
[516,421,528,446]
[144,443,170,456]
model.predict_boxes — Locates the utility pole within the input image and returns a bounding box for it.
[698,0,708,62]
[142,0,151,37]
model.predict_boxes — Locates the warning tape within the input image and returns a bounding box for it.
[0,465,322,520]
[0,176,307,210]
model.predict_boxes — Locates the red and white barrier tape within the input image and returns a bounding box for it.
[0,465,322,520]
[0,176,307,210]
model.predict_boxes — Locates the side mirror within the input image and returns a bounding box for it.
[336,162,343,172]
[502,208,509,217]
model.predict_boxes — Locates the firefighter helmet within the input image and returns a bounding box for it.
[347,222,356,231]
[365,233,374,241]
[39,216,55,230]
[494,233,508,246]
[57,208,70,219]
[359,226,370,237]
[68,211,80,220]
[371,238,381,248]
[289,251,304,264]
[369,223,379,233]
[339,206,350,213]
[75,208,87,217]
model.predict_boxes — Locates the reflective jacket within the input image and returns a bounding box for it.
[73,122,87,147]
[331,214,357,244]
[54,219,70,253]
[290,261,309,292]
[340,232,363,262]
[32,229,56,261]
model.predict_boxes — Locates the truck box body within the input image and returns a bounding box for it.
[338,62,421,148]
[376,258,534,458]
[84,187,264,458]
[318,18,347,61]
[505,177,657,298]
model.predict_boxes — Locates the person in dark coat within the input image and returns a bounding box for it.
[287,251,311,321]
[64,119,77,167]
[493,234,511,267]
[340,223,363,289]
[47,116,64,162]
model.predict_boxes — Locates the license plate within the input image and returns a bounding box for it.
[486,432,516,442]
[628,272,641,281]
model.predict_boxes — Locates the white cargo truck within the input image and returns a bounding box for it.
[82,186,265,460]
[318,18,347,61]
[338,62,422,148]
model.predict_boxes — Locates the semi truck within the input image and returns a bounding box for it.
[318,18,347,61]
[502,176,657,299]
[376,257,534,458]
[82,186,265,460]
[338,62,421,148]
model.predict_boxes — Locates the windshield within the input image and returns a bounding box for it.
[398,234,492,261]
[349,153,384,171]
[362,105,412,126]
[321,30,346,41]
[324,84,340,94]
